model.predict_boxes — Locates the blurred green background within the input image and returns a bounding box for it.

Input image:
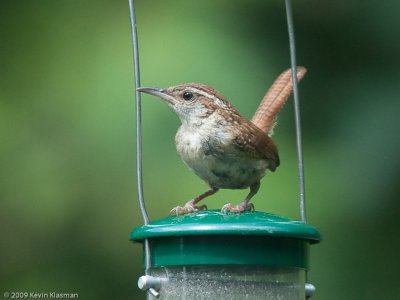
[1,0,399,299]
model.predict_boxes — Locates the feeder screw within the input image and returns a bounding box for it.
[305,283,316,298]
[138,275,166,298]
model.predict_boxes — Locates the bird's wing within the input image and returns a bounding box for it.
[232,121,280,171]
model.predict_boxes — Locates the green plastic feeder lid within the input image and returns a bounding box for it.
[130,210,320,269]
[131,210,320,242]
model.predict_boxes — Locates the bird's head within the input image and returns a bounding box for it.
[137,83,237,125]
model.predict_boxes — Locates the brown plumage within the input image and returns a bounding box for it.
[138,67,306,215]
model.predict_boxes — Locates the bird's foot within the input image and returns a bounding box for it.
[221,202,254,213]
[170,201,208,216]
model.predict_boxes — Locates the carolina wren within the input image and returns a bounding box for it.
[138,67,306,215]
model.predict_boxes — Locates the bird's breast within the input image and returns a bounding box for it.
[175,126,216,162]
[175,125,268,189]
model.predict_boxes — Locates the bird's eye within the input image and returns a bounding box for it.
[182,91,193,101]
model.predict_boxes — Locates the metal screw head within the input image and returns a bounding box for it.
[305,283,316,298]
[138,275,168,298]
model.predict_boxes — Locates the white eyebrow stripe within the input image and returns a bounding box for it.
[190,88,227,107]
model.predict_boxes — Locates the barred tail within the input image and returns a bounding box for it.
[251,67,307,135]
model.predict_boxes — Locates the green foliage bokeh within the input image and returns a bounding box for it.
[1,0,400,299]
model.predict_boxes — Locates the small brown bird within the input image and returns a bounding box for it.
[138,67,306,215]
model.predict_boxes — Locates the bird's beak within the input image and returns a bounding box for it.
[137,87,176,105]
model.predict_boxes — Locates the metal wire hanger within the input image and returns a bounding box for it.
[128,0,308,297]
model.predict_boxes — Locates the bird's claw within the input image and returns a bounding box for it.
[170,203,208,216]
[221,202,254,213]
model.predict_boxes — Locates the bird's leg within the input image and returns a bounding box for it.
[170,187,219,215]
[221,182,260,213]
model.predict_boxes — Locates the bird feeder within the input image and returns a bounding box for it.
[131,211,320,299]
[127,0,321,299]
